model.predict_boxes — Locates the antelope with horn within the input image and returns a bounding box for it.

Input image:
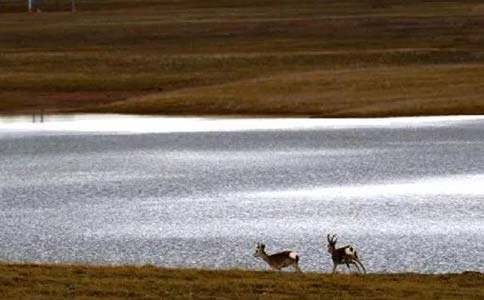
[253,243,302,272]
[326,234,366,274]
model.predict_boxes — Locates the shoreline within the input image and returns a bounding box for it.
[1,263,482,299]
[3,111,484,119]
[2,113,483,134]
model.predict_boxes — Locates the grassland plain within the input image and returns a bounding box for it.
[1,0,484,116]
[0,263,482,300]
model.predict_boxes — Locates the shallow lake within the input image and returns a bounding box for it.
[0,114,483,273]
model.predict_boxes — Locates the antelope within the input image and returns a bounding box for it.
[253,243,302,272]
[326,234,366,274]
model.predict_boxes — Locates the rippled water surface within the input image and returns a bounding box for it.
[1,115,483,273]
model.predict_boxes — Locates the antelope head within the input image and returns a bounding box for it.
[327,234,337,254]
[254,243,266,258]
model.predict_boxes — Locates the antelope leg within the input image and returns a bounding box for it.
[351,261,361,273]
[345,263,351,272]
[355,259,367,274]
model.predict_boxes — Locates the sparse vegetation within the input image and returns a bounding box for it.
[1,0,483,116]
[0,263,483,300]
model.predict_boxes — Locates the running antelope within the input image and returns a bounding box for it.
[326,234,366,274]
[253,243,302,272]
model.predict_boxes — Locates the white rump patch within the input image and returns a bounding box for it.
[345,247,354,256]
[289,252,298,260]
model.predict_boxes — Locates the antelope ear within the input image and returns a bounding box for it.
[327,234,331,243]
[261,243,266,249]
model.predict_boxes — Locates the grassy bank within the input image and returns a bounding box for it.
[1,1,484,116]
[0,264,483,300]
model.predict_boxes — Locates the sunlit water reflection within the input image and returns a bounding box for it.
[0,115,483,273]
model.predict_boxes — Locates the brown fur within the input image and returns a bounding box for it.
[254,243,301,272]
[327,234,366,274]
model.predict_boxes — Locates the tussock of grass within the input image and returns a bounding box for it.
[0,263,483,300]
[1,0,484,116]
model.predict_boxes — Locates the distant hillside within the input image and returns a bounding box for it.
[1,0,483,116]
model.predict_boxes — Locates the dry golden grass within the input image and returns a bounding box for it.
[104,63,484,116]
[0,263,483,300]
[1,0,484,116]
